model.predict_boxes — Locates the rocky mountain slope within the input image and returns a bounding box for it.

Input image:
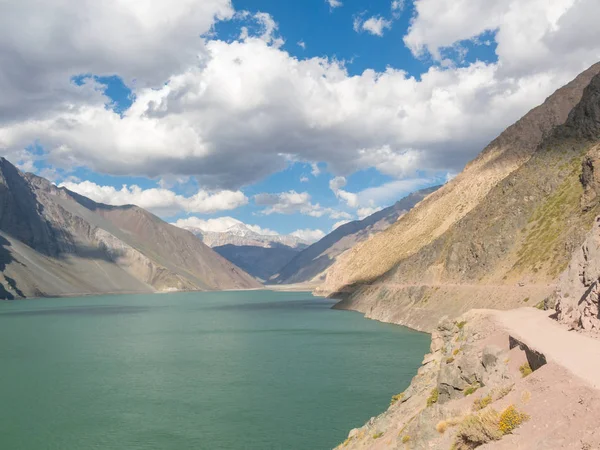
[337,308,600,450]
[324,62,600,332]
[272,186,440,286]
[0,158,260,299]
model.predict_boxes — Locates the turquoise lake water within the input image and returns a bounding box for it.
[0,290,429,449]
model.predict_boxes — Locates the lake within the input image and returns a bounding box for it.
[0,290,429,449]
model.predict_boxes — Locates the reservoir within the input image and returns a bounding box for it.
[0,290,429,449]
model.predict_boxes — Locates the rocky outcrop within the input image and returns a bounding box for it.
[555,215,600,333]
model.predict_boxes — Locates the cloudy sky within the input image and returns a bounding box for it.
[1,0,599,241]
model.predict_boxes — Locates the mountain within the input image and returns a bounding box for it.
[212,244,300,282]
[271,186,440,285]
[177,221,309,281]
[0,158,261,299]
[182,221,309,249]
[323,62,600,332]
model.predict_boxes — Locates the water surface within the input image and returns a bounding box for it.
[0,290,429,449]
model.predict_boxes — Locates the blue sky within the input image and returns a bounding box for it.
[2,0,598,241]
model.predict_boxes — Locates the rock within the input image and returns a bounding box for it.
[482,345,504,369]
[348,428,360,439]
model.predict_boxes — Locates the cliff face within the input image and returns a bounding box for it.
[0,159,261,299]
[325,63,600,332]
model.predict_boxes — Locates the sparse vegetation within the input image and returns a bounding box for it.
[390,392,404,405]
[452,409,503,450]
[498,405,529,434]
[523,297,530,303]
[473,394,492,411]
[452,404,529,449]
[401,435,410,444]
[427,387,439,407]
[372,432,384,439]
[446,357,455,364]
[453,348,461,356]
[535,300,546,310]
[519,362,533,377]
[464,383,480,397]
[494,384,514,400]
[456,321,467,330]
[436,417,462,434]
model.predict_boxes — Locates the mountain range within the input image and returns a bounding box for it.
[0,159,260,299]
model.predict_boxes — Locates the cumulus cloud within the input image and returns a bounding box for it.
[254,190,351,219]
[290,228,326,242]
[329,176,359,208]
[404,0,600,78]
[172,216,278,235]
[1,0,600,198]
[355,16,393,37]
[60,181,247,216]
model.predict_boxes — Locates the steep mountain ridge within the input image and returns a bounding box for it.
[325,63,600,332]
[272,186,440,285]
[0,159,260,299]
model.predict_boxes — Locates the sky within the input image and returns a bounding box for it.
[1,0,599,242]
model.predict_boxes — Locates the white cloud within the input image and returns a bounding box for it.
[300,176,309,183]
[332,220,351,230]
[254,190,352,219]
[355,16,393,37]
[326,0,343,9]
[290,228,326,242]
[404,0,600,78]
[391,0,405,13]
[60,180,247,216]
[172,216,278,235]
[298,41,306,50]
[1,0,600,197]
[311,163,321,177]
[357,206,383,220]
[329,176,359,208]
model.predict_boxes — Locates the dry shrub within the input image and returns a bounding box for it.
[473,394,492,411]
[498,405,529,434]
[453,409,502,450]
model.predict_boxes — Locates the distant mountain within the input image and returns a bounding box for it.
[271,186,441,285]
[213,244,300,282]
[0,158,260,299]
[182,222,309,249]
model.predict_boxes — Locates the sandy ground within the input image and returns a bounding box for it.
[494,308,600,389]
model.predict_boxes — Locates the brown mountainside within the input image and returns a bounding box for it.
[0,159,260,299]
[325,62,600,332]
